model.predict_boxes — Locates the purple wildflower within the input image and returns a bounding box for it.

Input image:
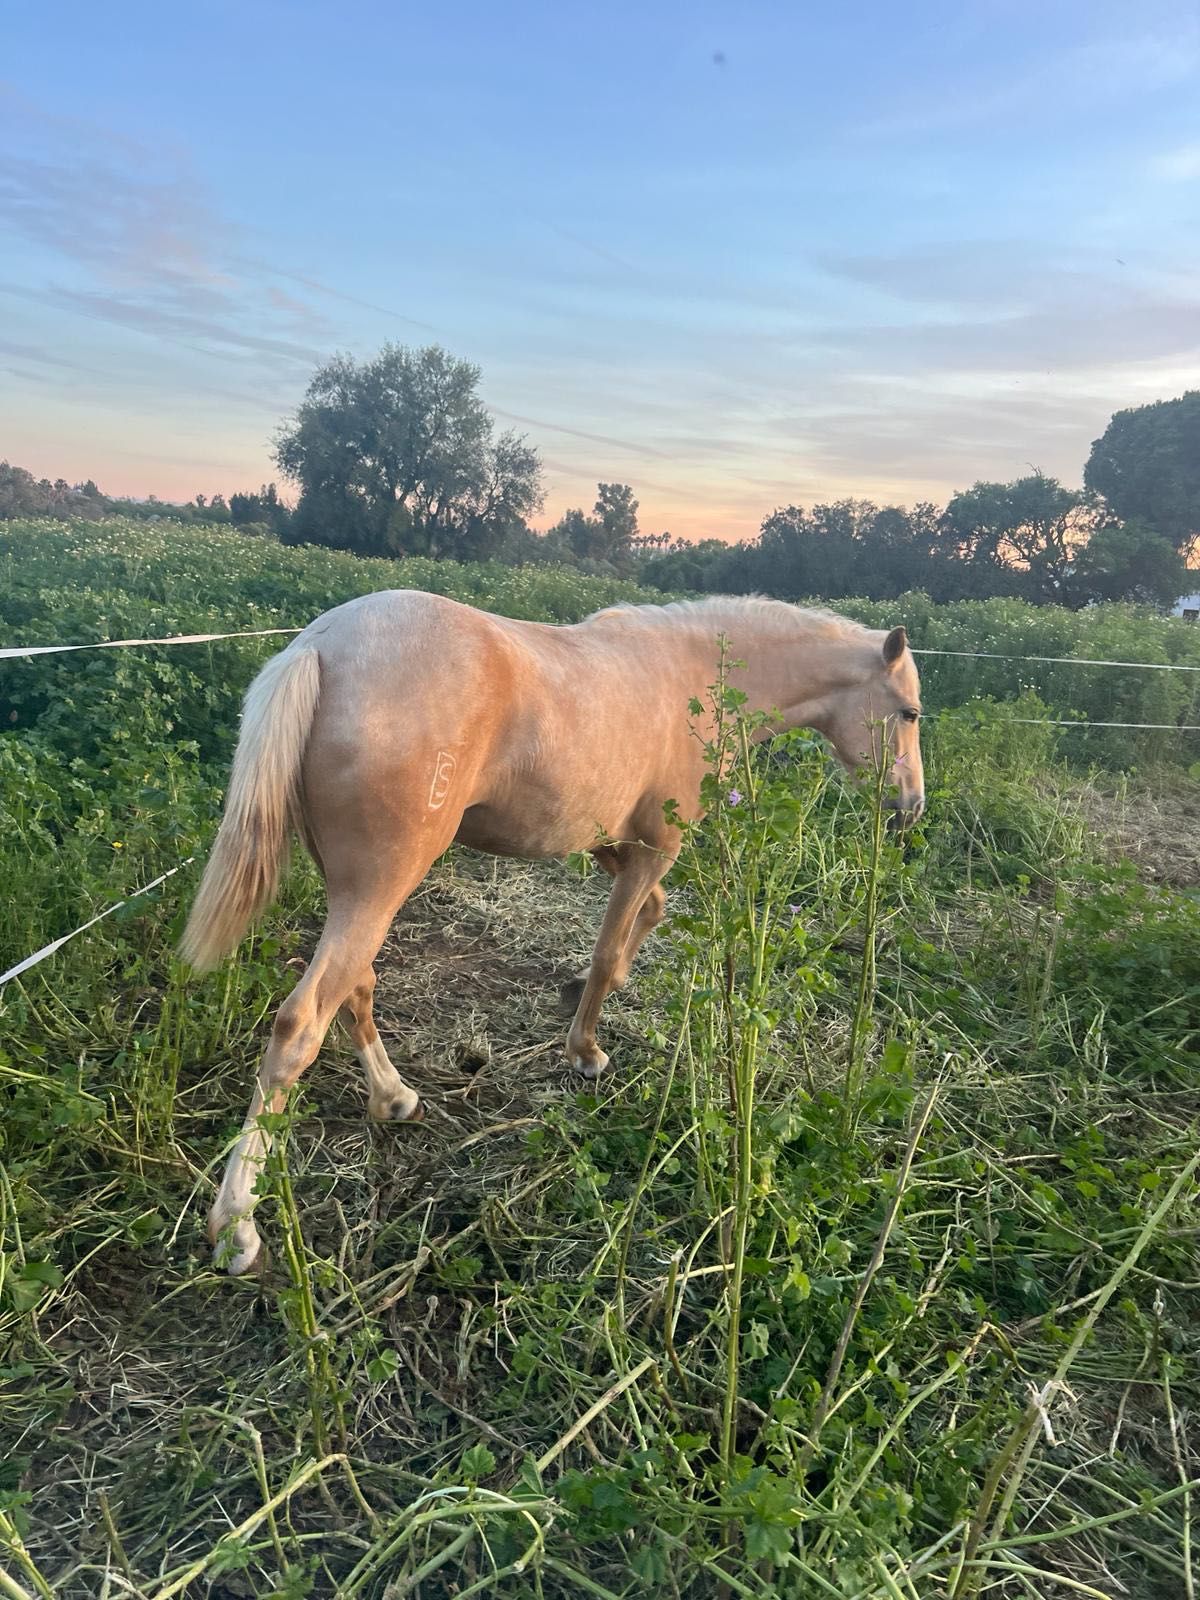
[727,788,742,806]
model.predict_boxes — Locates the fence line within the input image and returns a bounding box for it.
[0,860,195,987]
[912,647,1200,672]
[2,616,1198,988]
[1,626,1199,674]
[0,626,302,660]
[1003,718,1200,732]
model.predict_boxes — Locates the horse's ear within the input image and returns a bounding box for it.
[882,626,908,670]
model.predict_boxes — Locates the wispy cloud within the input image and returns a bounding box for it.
[811,242,1200,375]
[233,257,441,334]
[0,336,84,371]
[0,89,337,386]
[491,406,673,459]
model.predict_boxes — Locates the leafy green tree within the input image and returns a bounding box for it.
[1072,519,1191,608]
[230,483,292,537]
[595,481,639,558]
[274,344,543,559]
[742,502,863,598]
[942,474,1089,601]
[1085,391,1200,555]
[0,462,106,520]
[548,507,596,562]
[548,483,640,570]
[640,537,737,592]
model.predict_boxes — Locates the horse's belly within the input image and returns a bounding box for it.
[454,801,596,859]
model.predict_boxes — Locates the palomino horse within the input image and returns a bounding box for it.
[182,592,924,1273]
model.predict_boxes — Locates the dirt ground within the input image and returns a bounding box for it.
[1073,769,1200,888]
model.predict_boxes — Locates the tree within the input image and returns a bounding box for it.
[1085,392,1200,556]
[738,501,867,599]
[230,483,292,537]
[547,483,640,570]
[1072,519,1191,608]
[0,461,53,518]
[942,474,1089,601]
[274,344,543,559]
[639,537,737,592]
[595,482,639,559]
[0,462,106,521]
[452,430,543,561]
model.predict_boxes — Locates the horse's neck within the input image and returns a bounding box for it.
[687,608,865,714]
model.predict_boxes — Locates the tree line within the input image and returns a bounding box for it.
[3,345,1197,609]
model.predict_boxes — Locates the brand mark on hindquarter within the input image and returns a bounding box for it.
[427,750,457,810]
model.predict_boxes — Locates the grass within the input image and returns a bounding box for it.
[1,517,1199,1596]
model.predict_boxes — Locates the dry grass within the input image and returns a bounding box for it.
[1074,768,1200,888]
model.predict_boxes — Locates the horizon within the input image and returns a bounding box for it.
[3,1,1200,542]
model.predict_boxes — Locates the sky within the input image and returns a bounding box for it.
[2,0,1199,543]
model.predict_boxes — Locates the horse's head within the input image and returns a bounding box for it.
[821,625,925,831]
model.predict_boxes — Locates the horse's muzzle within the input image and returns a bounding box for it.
[885,795,926,834]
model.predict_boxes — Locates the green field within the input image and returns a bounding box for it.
[1,517,1199,1598]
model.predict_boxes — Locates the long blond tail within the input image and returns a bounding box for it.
[180,645,321,971]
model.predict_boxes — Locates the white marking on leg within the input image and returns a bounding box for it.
[360,1037,421,1119]
[569,1044,610,1080]
[210,1105,270,1274]
[427,750,457,811]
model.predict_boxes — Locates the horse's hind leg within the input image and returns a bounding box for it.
[208,878,422,1275]
[338,968,422,1122]
[567,842,673,1079]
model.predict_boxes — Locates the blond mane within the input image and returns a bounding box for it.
[588,594,875,642]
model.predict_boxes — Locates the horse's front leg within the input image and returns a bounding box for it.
[559,881,667,1014]
[566,843,671,1078]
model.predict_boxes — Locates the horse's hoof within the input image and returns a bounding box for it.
[371,1094,424,1123]
[218,1235,267,1278]
[569,1047,610,1081]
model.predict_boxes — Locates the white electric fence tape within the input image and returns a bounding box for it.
[1004,718,1200,731]
[0,626,302,660]
[912,647,1200,672]
[1,627,1198,673]
[0,861,195,987]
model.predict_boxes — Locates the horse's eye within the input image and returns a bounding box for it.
[902,709,920,723]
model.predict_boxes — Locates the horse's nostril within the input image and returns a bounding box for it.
[885,796,925,834]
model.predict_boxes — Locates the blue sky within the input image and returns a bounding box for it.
[2,0,1198,539]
